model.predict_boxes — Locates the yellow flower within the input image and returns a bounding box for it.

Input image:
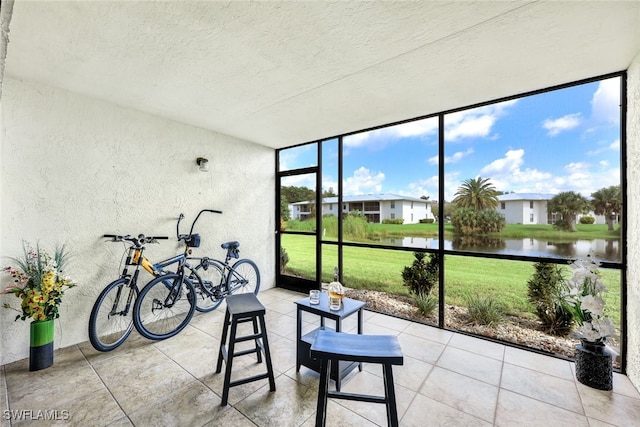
[4,242,75,322]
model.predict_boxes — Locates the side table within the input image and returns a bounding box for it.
[296,292,365,391]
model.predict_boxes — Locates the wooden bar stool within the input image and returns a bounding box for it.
[310,329,404,427]
[215,293,276,406]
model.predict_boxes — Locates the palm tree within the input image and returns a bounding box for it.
[591,185,621,231]
[547,191,591,232]
[452,177,499,210]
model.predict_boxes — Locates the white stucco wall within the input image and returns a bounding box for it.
[626,53,640,391]
[0,78,275,365]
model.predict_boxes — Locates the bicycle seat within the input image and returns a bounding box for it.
[221,241,240,250]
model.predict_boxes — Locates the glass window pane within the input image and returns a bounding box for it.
[444,78,621,262]
[343,247,439,326]
[341,117,439,247]
[279,143,318,171]
[281,174,317,228]
[444,255,621,368]
[280,234,316,282]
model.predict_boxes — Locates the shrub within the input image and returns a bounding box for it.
[465,293,504,326]
[401,252,439,296]
[579,216,595,224]
[553,218,573,231]
[451,208,505,234]
[280,247,289,274]
[419,218,435,224]
[527,262,573,335]
[415,293,438,316]
[382,218,404,224]
[343,211,371,239]
[322,214,338,236]
[286,219,316,232]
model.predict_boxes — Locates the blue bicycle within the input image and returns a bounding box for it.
[90,210,226,351]
[132,210,260,341]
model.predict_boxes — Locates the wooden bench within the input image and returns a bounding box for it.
[310,329,404,426]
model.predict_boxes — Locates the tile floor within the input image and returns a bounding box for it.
[1,287,639,427]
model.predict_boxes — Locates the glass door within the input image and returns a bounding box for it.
[277,144,320,292]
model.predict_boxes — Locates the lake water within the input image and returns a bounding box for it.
[381,236,621,261]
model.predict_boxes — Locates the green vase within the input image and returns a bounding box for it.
[30,319,54,371]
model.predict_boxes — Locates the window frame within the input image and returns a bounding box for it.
[275,70,627,373]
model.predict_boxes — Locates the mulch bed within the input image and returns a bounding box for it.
[345,288,621,368]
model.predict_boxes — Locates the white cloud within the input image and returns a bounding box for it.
[489,158,620,197]
[343,166,385,195]
[445,100,517,142]
[476,149,552,192]
[343,117,438,149]
[428,148,473,166]
[278,144,316,170]
[343,100,516,148]
[587,138,620,156]
[480,149,524,176]
[591,77,620,124]
[542,113,582,136]
[405,171,468,202]
[281,174,315,188]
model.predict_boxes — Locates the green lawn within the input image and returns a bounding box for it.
[280,233,622,327]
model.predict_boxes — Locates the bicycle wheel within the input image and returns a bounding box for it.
[191,261,225,312]
[133,273,196,340]
[226,259,260,295]
[89,277,138,352]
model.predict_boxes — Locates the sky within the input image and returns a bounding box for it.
[280,76,621,202]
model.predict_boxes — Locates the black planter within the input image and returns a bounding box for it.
[575,339,612,391]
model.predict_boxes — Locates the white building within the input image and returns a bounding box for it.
[291,194,434,224]
[496,193,555,224]
[496,193,610,225]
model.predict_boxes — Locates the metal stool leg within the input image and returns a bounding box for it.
[258,314,276,391]
[383,364,399,427]
[315,359,330,427]
[253,316,263,363]
[215,309,231,374]
[221,318,239,406]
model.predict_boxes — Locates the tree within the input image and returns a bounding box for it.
[547,191,591,232]
[322,187,337,197]
[402,252,439,297]
[452,177,499,210]
[280,195,291,221]
[281,185,314,203]
[451,207,505,234]
[591,185,621,231]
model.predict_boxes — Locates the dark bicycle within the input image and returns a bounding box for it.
[89,210,222,351]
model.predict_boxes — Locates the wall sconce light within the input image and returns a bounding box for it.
[196,157,209,172]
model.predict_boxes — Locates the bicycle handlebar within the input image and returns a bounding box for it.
[188,209,222,236]
[176,209,223,239]
[103,234,169,247]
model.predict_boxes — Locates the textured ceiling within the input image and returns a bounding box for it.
[4,1,640,149]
